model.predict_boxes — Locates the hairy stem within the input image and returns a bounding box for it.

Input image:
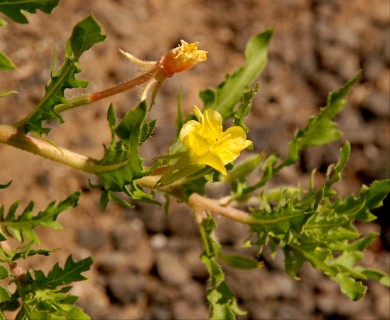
[54,70,156,113]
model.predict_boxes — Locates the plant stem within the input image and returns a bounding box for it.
[54,70,156,113]
[188,193,260,224]
[1,125,261,225]
[0,124,121,173]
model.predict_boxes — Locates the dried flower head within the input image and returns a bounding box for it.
[160,40,208,77]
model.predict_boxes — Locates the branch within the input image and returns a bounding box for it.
[0,124,123,173]
[188,193,261,224]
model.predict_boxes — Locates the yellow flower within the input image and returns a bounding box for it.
[180,106,252,175]
[160,40,207,77]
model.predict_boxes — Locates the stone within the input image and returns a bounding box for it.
[156,251,190,286]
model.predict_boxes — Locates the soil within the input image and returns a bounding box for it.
[0,0,389,319]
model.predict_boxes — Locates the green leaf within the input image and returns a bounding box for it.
[32,255,93,287]
[0,51,16,70]
[0,192,80,244]
[98,101,147,190]
[201,29,272,119]
[70,15,106,60]
[18,15,106,134]
[96,101,156,206]
[0,265,9,279]
[0,18,7,26]
[233,84,259,132]
[0,90,17,98]
[283,72,361,166]
[335,273,366,301]
[199,216,246,319]
[335,179,390,222]
[0,0,60,24]
[21,288,90,320]
[0,285,11,303]
[224,153,265,182]
[218,252,262,270]
[0,180,12,189]
[245,140,389,301]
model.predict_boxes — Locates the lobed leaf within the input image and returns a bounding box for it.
[200,30,272,119]
[31,255,93,287]
[199,216,246,319]
[283,72,361,166]
[0,192,80,244]
[248,144,390,300]
[18,15,106,134]
[0,0,59,24]
[18,255,92,319]
[96,101,157,207]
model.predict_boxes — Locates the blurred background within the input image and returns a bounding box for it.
[0,0,389,319]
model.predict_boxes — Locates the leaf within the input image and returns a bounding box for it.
[70,15,106,60]
[0,285,11,303]
[335,273,366,301]
[0,51,16,70]
[224,153,265,182]
[0,18,7,26]
[0,180,12,189]
[32,255,93,287]
[96,101,156,206]
[0,0,60,24]
[283,72,361,166]
[218,251,262,270]
[198,216,246,319]
[98,101,147,191]
[0,265,8,279]
[18,15,106,134]
[0,90,17,98]
[0,192,80,244]
[248,149,390,300]
[233,84,259,132]
[21,288,90,320]
[200,29,272,119]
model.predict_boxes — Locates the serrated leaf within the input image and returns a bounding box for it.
[22,288,90,320]
[201,29,272,119]
[335,179,390,222]
[0,51,16,70]
[198,216,246,319]
[33,255,93,288]
[0,192,80,244]
[18,15,105,134]
[70,15,106,60]
[335,273,366,301]
[233,84,259,132]
[283,73,361,166]
[0,0,59,24]
[96,101,156,206]
[246,140,389,300]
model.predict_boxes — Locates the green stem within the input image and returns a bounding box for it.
[0,124,123,173]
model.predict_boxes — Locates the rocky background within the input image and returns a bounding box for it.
[0,0,389,319]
